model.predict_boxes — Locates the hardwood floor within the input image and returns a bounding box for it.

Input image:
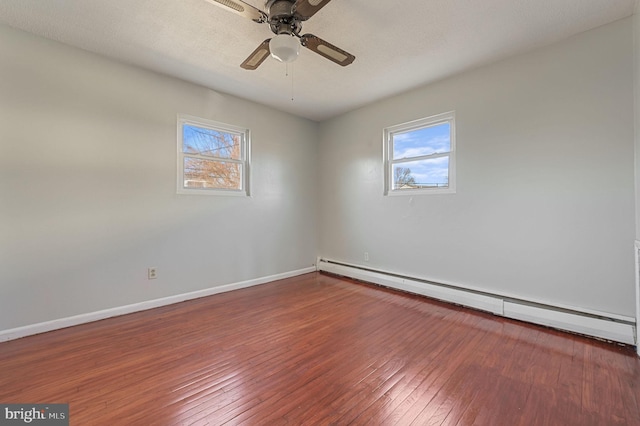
[1,272,639,425]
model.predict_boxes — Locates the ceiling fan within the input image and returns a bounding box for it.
[205,0,355,70]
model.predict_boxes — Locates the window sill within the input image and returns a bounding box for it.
[385,187,456,196]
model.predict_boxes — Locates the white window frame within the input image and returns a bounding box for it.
[383,111,456,196]
[177,114,251,196]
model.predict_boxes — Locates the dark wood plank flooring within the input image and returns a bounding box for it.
[1,272,639,425]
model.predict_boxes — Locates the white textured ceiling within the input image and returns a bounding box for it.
[0,0,636,121]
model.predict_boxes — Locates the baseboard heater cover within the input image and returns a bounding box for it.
[317,259,635,345]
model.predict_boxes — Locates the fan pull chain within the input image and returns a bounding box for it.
[290,62,294,102]
[285,63,294,102]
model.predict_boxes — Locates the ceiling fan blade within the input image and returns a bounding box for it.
[240,39,271,70]
[293,0,332,20]
[300,34,355,66]
[204,0,266,23]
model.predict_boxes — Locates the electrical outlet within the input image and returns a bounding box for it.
[148,267,157,280]
[364,252,369,262]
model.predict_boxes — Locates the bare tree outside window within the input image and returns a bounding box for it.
[182,126,242,190]
[394,166,416,188]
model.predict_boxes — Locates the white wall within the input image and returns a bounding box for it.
[318,18,636,317]
[0,24,318,330]
[635,7,640,243]
[633,11,640,347]
[635,13,640,241]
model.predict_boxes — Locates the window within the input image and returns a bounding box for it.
[177,114,250,196]
[383,111,455,195]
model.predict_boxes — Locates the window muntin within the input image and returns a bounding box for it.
[177,115,250,196]
[384,111,455,195]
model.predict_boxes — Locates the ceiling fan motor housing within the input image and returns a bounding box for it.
[266,0,301,35]
[214,0,356,70]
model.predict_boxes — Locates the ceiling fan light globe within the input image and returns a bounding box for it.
[269,34,300,63]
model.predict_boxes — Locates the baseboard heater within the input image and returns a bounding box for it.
[317,258,636,345]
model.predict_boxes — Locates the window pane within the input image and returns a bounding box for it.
[393,122,450,159]
[183,124,242,160]
[183,157,242,190]
[392,157,449,190]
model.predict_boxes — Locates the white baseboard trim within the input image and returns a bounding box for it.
[0,266,316,343]
[317,258,635,345]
